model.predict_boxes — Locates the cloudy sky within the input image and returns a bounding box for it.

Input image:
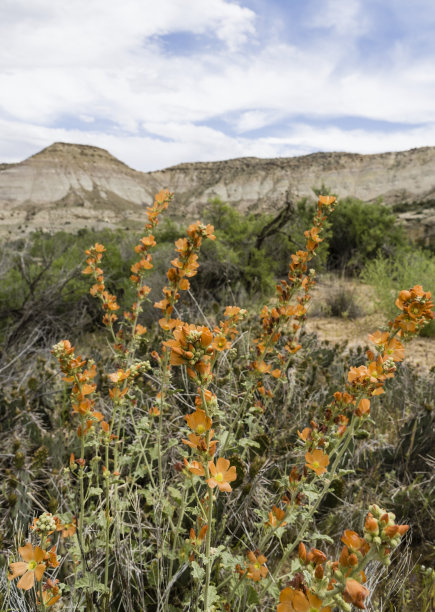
[1,0,435,171]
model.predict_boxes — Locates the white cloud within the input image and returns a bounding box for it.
[0,0,435,170]
[308,0,367,35]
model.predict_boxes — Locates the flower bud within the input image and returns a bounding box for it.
[298,542,307,563]
[348,553,358,566]
[369,504,382,517]
[315,564,324,579]
[365,514,379,534]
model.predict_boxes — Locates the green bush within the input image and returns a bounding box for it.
[199,198,287,295]
[0,229,138,345]
[327,197,407,272]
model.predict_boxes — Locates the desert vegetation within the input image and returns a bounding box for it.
[1,190,434,612]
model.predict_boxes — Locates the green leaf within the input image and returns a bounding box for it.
[168,485,183,503]
[246,585,259,605]
[309,533,334,543]
[191,561,205,581]
[87,486,103,497]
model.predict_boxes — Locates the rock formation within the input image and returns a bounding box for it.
[0,142,434,245]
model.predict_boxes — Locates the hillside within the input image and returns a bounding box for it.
[0,142,434,243]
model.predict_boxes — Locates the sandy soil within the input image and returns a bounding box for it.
[305,277,435,370]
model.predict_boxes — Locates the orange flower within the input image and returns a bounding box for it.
[394,285,433,333]
[356,398,370,416]
[298,542,307,562]
[182,431,217,456]
[318,195,336,207]
[265,505,287,528]
[297,427,312,442]
[246,551,268,582]
[384,524,409,538]
[383,337,405,362]
[343,578,369,609]
[224,305,245,319]
[183,457,205,476]
[306,548,327,565]
[164,324,214,374]
[305,449,329,475]
[185,409,212,434]
[44,546,59,569]
[39,578,62,607]
[189,525,208,546]
[277,587,331,612]
[304,227,323,251]
[364,513,379,534]
[212,333,231,351]
[57,517,76,538]
[367,330,389,348]
[108,369,130,384]
[8,542,46,590]
[207,457,237,492]
[341,530,369,554]
[195,389,217,410]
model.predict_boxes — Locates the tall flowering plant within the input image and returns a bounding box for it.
[5,189,433,611]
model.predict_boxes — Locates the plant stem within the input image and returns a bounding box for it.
[103,438,111,610]
[157,351,170,490]
[78,417,86,561]
[201,384,214,612]
[203,484,214,612]
[165,486,188,607]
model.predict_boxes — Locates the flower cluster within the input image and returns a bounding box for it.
[277,507,410,611]
[164,324,214,381]
[155,221,215,330]
[251,196,337,401]
[30,512,58,535]
[38,186,433,612]
[293,285,433,461]
[394,284,434,335]
[82,243,120,327]
[52,340,107,437]
[212,305,247,352]
[123,190,174,344]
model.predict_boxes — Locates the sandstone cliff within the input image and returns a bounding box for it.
[0,142,434,244]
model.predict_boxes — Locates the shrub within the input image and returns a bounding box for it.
[325,284,363,319]
[2,191,433,612]
[0,229,137,348]
[200,198,285,294]
[327,197,407,273]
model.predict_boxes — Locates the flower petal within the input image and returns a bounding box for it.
[34,563,46,582]
[18,542,34,562]
[217,481,232,492]
[8,562,28,579]
[17,570,35,591]
[34,546,45,563]
[215,457,230,472]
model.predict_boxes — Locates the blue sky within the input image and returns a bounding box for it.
[1,0,435,171]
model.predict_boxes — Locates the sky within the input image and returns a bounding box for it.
[1,0,435,171]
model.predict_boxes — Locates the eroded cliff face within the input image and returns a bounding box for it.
[0,142,434,244]
[0,143,157,236]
